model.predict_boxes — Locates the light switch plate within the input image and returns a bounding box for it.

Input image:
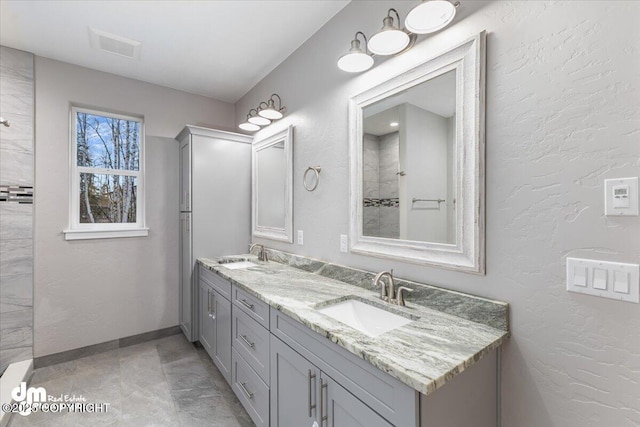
[605,177,638,216]
[567,257,639,303]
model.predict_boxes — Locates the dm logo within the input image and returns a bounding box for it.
[11,382,46,416]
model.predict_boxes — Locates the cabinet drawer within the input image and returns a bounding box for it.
[271,310,417,427]
[232,348,269,427]
[232,286,269,329]
[233,306,270,385]
[199,265,231,300]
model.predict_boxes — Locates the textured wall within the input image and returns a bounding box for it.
[34,57,235,357]
[0,46,34,373]
[236,1,640,425]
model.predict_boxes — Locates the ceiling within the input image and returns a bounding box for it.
[0,0,349,103]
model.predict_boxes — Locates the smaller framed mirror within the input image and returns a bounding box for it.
[252,125,293,242]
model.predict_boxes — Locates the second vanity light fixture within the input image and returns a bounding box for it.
[337,0,460,73]
[239,94,286,132]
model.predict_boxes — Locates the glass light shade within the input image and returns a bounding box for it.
[405,0,457,34]
[337,52,374,73]
[239,122,260,131]
[369,29,410,55]
[258,107,283,120]
[337,38,374,73]
[248,115,271,126]
[369,16,410,56]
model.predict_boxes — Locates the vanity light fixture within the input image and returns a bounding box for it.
[390,122,399,127]
[405,0,460,34]
[238,95,286,132]
[368,9,412,56]
[258,94,286,120]
[337,2,460,73]
[337,31,374,73]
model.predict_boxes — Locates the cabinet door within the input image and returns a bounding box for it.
[322,373,392,427]
[271,336,319,427]
[199,282,213,354]
[212,290,232,383]
[179,137,191,211]
[179,212,193,340]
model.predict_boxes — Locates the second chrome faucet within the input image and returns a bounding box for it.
[373,269,413,306]
[249,243,268,262]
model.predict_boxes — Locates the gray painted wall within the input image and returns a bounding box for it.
[236,1,640,425]
[33,57,235,357]
[0,46,34,373]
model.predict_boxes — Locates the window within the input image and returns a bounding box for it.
[64,106,147,240]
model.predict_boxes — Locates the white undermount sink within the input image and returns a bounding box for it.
[221,261,258,270]
[318,299,413,338]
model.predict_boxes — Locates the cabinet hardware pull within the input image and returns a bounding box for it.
[238,299,254,310]
[240,334,255,349]
[238,382,253,400]
[308,370,317,417]
[207,290,211,313]
[320,378,328,424]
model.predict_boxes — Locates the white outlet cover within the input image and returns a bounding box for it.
[340,234,348,253]
[297,230,304,245]
[605,177,638,216]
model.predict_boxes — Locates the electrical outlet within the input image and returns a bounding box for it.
[297,230,304,245]
[340,235,348,253]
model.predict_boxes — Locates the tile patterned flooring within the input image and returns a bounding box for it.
[10,334,254,426]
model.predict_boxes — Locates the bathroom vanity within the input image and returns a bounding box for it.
[197,250,509,427]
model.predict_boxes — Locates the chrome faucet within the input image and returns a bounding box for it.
[249,243,268,262]
[373,269,395,302]
[373,269,414,306]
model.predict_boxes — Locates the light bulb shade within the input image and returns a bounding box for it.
[258,108,284,120]
[337,37,374,73]
[405,0,457,34]
[337,52,374,73]
[258,99,284,119]
[239,122,260,131]
[369,29,410,55]
[248,115,271,126]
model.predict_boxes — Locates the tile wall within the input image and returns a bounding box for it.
[0,45,34,374]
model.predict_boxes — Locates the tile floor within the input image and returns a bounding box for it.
[9,334,254,426]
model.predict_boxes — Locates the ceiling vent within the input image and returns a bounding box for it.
[89,27,141,60]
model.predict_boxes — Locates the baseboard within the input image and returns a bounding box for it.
[34,326,181,369]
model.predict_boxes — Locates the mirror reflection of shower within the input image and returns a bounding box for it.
[362,69,457,244]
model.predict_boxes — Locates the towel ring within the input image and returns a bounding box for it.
[303,166,321,191]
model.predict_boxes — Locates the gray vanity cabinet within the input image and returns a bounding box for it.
[270,336,318,426]
[199,269,233,383]
[322,374,393,427]
[198,281,214,354]
[270,334,392,427]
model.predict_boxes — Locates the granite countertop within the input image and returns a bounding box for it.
[198,255,509,395]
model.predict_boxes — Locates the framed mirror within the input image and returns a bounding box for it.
[349,32,485,274]
[252,125,293,242]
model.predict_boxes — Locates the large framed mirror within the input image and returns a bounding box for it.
[252,125,293,242]
[349,32,485,274]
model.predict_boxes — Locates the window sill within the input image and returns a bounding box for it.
[63,228,149,241]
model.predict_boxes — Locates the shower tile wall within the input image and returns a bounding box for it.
[0,45,34,374]
[363,132,399,238]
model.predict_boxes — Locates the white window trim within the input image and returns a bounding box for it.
[64,106,148,240]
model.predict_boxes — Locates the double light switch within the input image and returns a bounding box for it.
[567,258,639,303]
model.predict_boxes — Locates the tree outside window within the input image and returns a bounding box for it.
[65,107,146,240]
